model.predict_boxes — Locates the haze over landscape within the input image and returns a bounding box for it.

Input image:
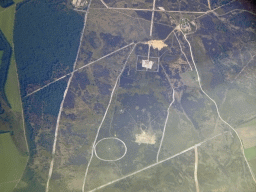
[0,0,256,191]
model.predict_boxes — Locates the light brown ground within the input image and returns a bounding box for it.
[144,40,168,51]
[72,0,87,8]
[237,126,256,148]
[135,130,156,145]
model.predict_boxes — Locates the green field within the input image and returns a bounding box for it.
[245,146,256,161]
[239,118,256,128]
[5,55,22,112]
[0,181,20,192]
[0,133,28,192]
[0,5,15,43]
[0,2,28,192]
[0,0,23,12]
[0,4,23,112]
[237,118,256,167]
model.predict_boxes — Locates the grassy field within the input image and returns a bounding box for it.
[0,5,15,43]
[245,146,256,161]
[5,55,22,112]
[0,181,19,192]
[0,0,23,12]
[0,2,28,192]
[239,118,256,128]
[0,133,28,192]
[249,158,256,177]
[0,4,23,113]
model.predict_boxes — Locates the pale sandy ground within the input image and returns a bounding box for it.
[135,130,156,145]
[237,126,256,149]
[144,40,168,51]
[72,0,87,8]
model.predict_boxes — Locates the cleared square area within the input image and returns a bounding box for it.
[136,55,159,72]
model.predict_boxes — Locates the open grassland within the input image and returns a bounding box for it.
[0,2,28,192]
[0,3,23,113]
[245,147,256,161]
[0,181,19,192]
[0,5,15,43]
[239,118,256,128]
[5,55,22,112]
[239,120,256,192]
[0,133,28,192]
[0,0,23,12]
[249,158,256,177]
[236,118,256,149]
[0,3,22,112]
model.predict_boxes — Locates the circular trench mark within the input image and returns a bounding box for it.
[94,137,127,161]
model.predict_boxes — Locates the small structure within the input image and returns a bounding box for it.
[142,60,154,69]
[72,0,87,8]
[180,18,197,33]
[158,7,165,11]
[180,19,191,32]
[136,56,159,72]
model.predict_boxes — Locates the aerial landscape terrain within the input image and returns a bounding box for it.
[0,0,256,191]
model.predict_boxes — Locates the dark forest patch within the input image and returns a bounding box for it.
[14,0,84,97]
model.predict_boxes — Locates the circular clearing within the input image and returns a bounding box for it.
[94,137,127,162]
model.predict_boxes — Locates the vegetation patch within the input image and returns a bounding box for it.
[14,0,84,96]
[0,4,15,43]
[0,3,23,112]
[244,146,256,161]
[4,55,22,112]
[0,133,28,191]
[0,0,14,8]
[0,30,12,107]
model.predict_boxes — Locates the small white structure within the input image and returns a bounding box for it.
[72,0,87,8]
[137,55,159,72]
[158,7,165,11]
[142,60,154,69]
